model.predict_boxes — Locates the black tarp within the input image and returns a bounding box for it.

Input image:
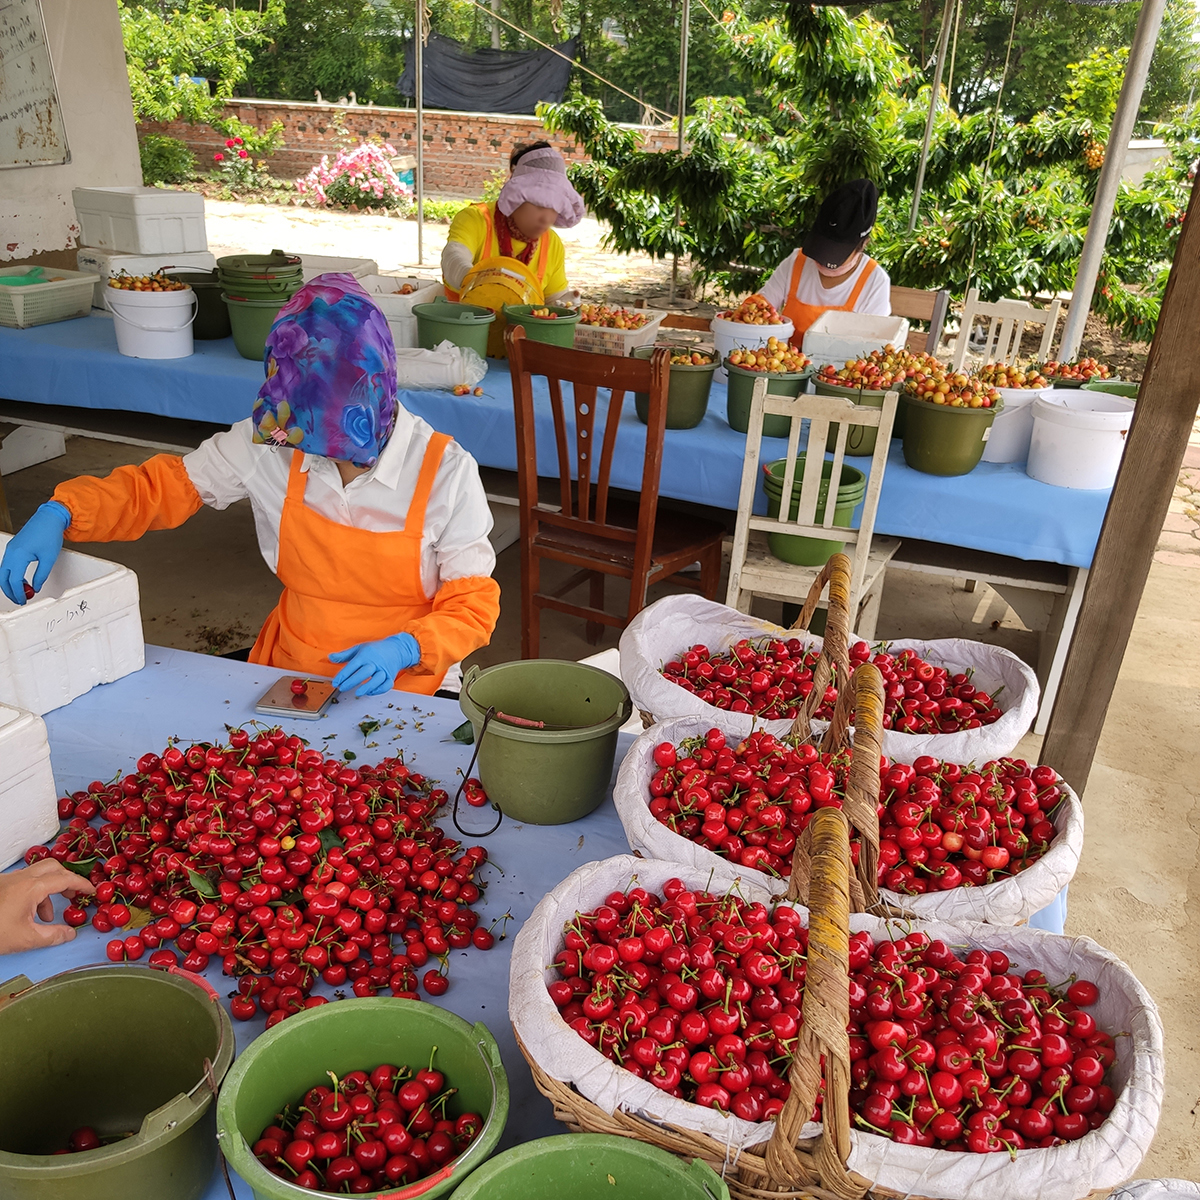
[398,33,577,115]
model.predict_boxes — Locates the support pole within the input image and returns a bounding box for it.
[490,0,501,49]
[669,0,690,304]
[908,0,955,234]
[415,0,426,266]
[1057,0,1168,361]
[1040,176,1200,794]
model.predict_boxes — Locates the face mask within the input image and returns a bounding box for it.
[816,250,862,278]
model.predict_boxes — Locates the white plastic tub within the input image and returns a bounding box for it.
[1027,392,1135,489]
[981,386,1050,463]
[711,313,795,382]
[77,247,216,308]
[361,275,441,318]
[105,284,196,359]
[0,702,58,871]
[299,254,378,282]
[801,309,911,369]
[0,534,145,715]
[73,186,207,255]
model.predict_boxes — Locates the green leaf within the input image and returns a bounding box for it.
[450,720,475,745]
[63,858,96,878]
[341,749,357,762]
[358,719,382,740]
[187,869,219,898]
[318,827,344,853]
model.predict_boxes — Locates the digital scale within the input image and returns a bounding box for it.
[254,678,339,720]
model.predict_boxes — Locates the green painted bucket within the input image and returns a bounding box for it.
[1083,379,1139,399]
[725,360,812,438]
[504,304,580,348]
[223,294,287,361]
[813,379,889,456]
[415,299,496,358]
[0,965,233,1200]
[900,392,1002,476]
[216,999,508,1200]
[459,660,632,824]
[448,1134,730,1200]
[164,269,230,339]
[762,455,866,565]
[631,344,718,429]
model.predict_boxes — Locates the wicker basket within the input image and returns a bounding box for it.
[0,267,98,329]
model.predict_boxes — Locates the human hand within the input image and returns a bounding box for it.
[0,860,96,955]
[329,633,422,697]
[0,501,71,606]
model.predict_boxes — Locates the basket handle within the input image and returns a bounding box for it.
[788,552,853,742]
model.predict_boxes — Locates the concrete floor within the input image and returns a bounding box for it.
[2,418,1197,1185]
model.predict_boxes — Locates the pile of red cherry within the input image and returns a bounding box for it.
[659,639,1004,733]
[549,879,1117,1152]
[252,1059,483,1191]
[24,728,497,1022]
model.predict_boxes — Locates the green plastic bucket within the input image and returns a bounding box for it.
[459,660,632,824]
[762,455,866,565]
[813,379,888,456]
[165,269,229,340]
[504,304,580,348]
[0,965,233,1200]
[448,1134,730,1200]
[631,344,718,429]
[1083,379,1139,399]
[725,360,811,438]
[900,392,1002,476]
[216,999,508,1200]
[223,294,287,361]
[415,299,496,358]
[216,251,303,281]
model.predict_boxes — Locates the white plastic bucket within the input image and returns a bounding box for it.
[711,313,794,383]
[1027,392,1135,489]
[105,285,196,359]
[981,386,1049,464]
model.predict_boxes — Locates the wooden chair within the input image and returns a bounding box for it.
[951,287,1061,370]
[889,286,951,356]
[725,378,900,638]
[507,325,726,658]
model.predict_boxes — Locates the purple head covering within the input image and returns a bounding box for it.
[496,146,585,229]
[251,272,398,467]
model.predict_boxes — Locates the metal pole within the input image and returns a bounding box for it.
[670,0,690,303]
[908,0,955,234]
[415,0,425,266]
[1058,0,1168,361]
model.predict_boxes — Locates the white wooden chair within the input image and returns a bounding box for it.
[951,288,1062,370]
[725,379,900,638]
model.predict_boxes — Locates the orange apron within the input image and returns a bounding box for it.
[444,202,552,301]
[249,434,452,695]
[781,252,879,350]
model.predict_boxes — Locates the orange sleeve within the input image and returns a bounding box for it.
[402,575,501,689]
[52,454,204,543]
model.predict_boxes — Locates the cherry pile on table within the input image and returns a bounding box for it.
[253,1058,483,1191]
[660,638,1005,733]
[24,728,497,1022]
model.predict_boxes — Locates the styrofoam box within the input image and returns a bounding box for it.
[0,702,58,870]
[361,275,441,319]
[72,187,207,256]
[801,309,911,368]
[0,533,145,716]
[299,255,378,282]
[77,247,217,308]
[387,315,418,349]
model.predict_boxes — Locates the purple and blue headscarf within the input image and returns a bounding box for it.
[251,273,398,467]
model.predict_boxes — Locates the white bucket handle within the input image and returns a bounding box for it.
[105,290,198,333]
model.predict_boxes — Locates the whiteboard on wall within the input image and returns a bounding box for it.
[0,0,70,169]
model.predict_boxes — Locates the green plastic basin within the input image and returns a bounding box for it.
[459,660,632,824]
[504,304,580,348]
[1083,379,1139,399]
[216,999,508,1200]
[414,298,496,358]
[448,1134,730,1200]
[813,379,889,456]
[223,294,288,361]
[0,965,233,1200]
[762,455,866,565]
[631,344,718,429]
[164,270,230,339]
[725,360,811,438]
[900,392,1002,476]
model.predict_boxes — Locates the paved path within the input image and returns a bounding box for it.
[1155,416,1200,569]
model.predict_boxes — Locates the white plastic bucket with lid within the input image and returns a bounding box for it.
[711,313,794,383]
[981,386,1050,464]
[1026,392,1135,489]
[105,284,196,359]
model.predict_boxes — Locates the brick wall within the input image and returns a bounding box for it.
[139,99,676,196]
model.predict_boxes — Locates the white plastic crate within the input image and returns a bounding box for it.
[73,187,207,255]
[77,247,217,308]
[0,702,58,871]
[801,309,911,368]
[0,267,98,329]
[573,309,666,357]
[299,254,379,282]
[0,534,144,716]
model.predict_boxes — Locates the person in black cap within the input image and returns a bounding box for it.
[757,178,890,347]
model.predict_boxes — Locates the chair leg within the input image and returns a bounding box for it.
[586,571,605,645]
[522,546,539,659]
[699,540,722,600]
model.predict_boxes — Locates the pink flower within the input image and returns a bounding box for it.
[225,139,236,148]
[213,152,225,162]
[238,150,249,159]
[234,137,244,146]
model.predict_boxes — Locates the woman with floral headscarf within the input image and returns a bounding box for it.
[0,275,500,696]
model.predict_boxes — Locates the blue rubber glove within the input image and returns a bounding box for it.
[329,633,422,697]
[0,501,71,606]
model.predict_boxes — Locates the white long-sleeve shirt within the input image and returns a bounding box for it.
[182,405,496,597]
[759,251,892,318]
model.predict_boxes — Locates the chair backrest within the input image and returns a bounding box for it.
[727,378,899,618]
[505,325,672,581]
[889,286,951,356]
[951,287,1062,370]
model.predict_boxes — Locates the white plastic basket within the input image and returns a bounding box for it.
[0,267,98,329]
[0,702,58,871]
[573,309,666,357]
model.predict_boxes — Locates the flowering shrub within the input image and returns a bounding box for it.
[212,135,270,191]
[296,140,412,210]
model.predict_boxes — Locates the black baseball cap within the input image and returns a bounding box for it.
[802,178,879,270]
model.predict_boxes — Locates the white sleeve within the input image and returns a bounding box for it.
[430,448,496,584]
[758,251,797,312]
[857,264,892,316]
[182,420,264,510]
[441,241,475,291]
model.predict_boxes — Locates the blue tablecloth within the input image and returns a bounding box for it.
[2,648,1066,1197]
[0,315,1109,567]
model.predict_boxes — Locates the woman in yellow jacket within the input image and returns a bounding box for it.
[442,141,585,305]
[0,275,500,697]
